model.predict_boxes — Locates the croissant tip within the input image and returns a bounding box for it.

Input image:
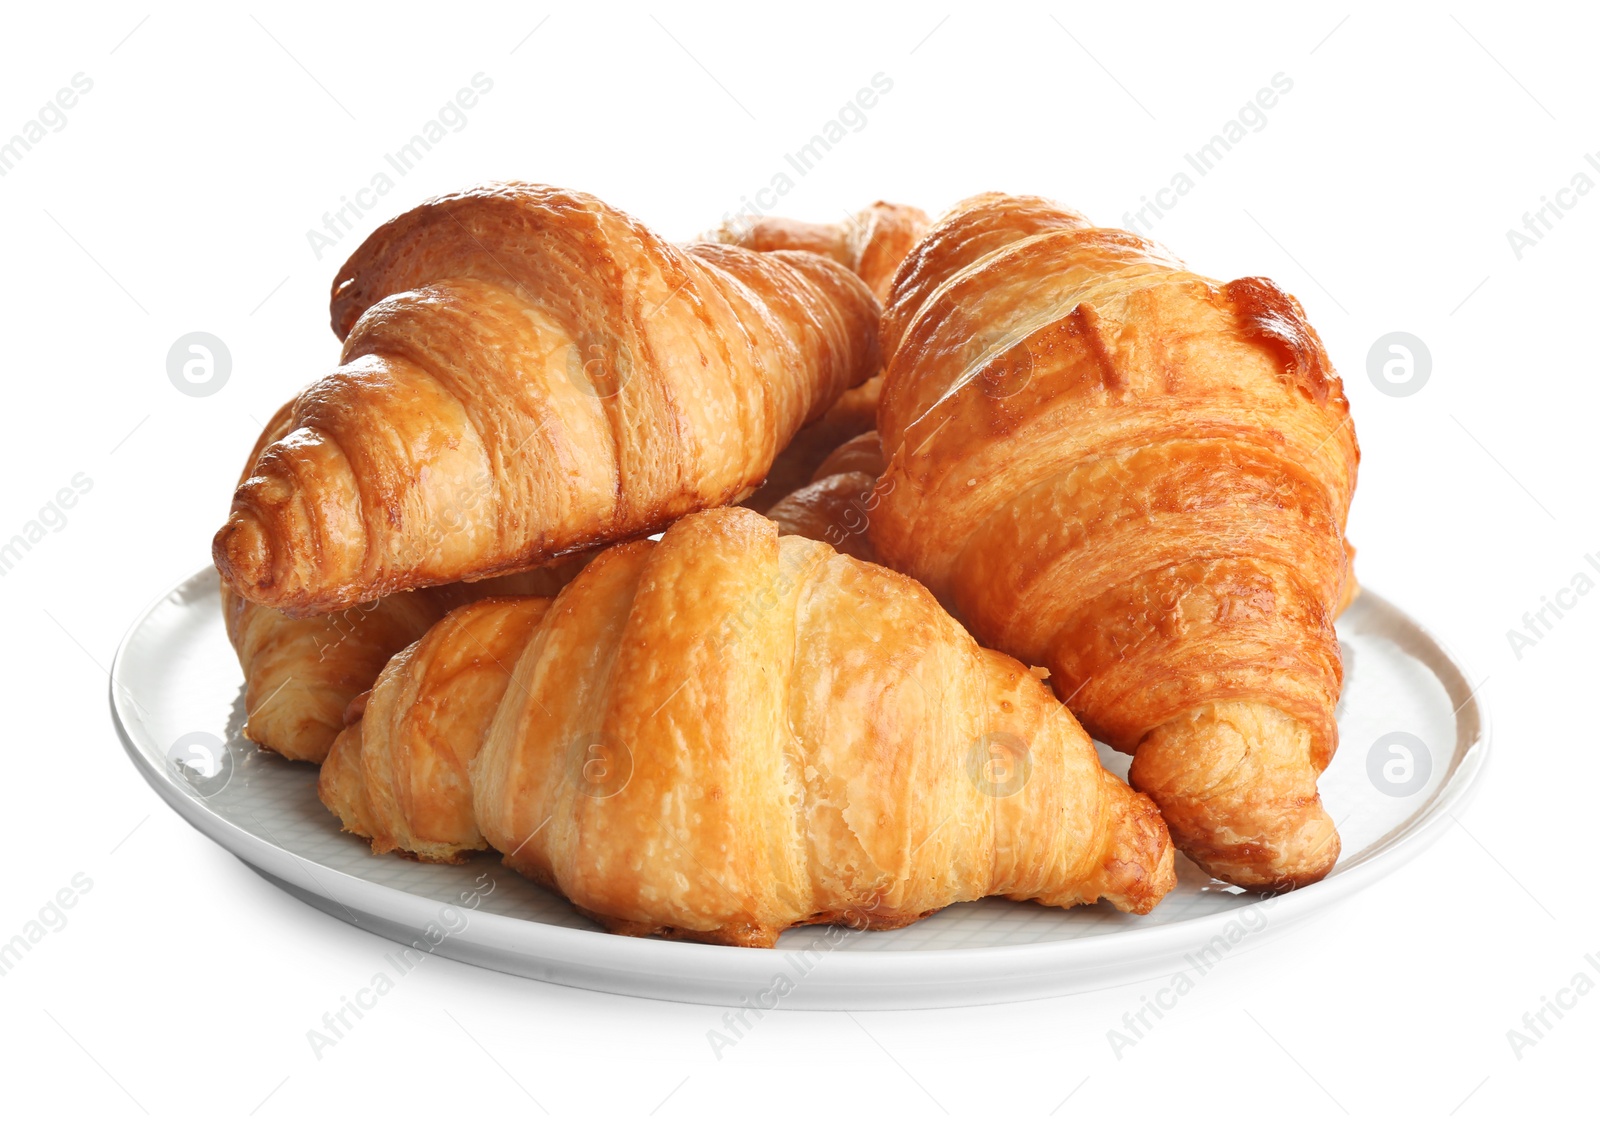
[212,513,274,601]
[1102,792,1179,914]
[1212,824,1342,893]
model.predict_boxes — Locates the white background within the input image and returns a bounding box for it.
[1,2,1593,1125]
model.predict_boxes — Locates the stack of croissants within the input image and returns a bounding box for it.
[214,183,1359,947]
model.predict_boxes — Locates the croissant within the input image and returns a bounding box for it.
[872,193,1359,890]
[220,401,588,762]
[319,507,1175,945]
[225,383,887,763]
[214,183,881,616]
[705,201,930,302]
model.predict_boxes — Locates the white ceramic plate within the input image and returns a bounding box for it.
[111,568,1487,1008]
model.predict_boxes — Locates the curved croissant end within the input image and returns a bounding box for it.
[703,201,930,303]
[872,193,1359,890]
[215,183,881,616]
[764,431,887,564]
[224,561,584,765]
[320,507,1175,945]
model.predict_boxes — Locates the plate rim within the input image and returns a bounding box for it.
[109,567,1491,1001]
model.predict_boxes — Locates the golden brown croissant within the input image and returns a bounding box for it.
[220,401,588,762]
[214,183,881,616]
[872,193,1359,891]
[320,507,1175,945]
[705,201,930,302]
[225,380,883,764]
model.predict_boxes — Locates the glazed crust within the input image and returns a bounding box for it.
[319,508,1175,945]
[214,183,880,616]
[871,193,1359,890]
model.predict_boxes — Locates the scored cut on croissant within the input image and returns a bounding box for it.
[214,183,881,617]
[704,201,930,302]
[872,193,1359,891]
[320,507,1175,946]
